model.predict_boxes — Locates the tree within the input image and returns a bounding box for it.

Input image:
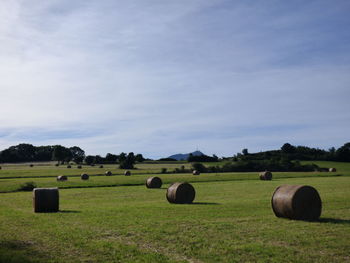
[135,154,145,162]
[118,152,127,163]
[281,143,296,154]
[52,145,71,164]
[70,146,85,164]
[84,155,95,165]
[105,153,118,163]
[336,143,350,162]
[242,149,248,155]
[119,152,136,169]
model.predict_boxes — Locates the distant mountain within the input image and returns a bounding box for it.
[168,151,204,161]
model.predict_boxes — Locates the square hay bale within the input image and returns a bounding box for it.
[33,188,59,213]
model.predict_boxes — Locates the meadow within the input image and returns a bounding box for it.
[0,161,349,262]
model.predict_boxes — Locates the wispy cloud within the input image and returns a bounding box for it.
[0,0,349,158]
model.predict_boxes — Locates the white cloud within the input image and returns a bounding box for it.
[0,0,349,158]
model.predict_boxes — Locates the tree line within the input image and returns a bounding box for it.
[0,143,144,167]
[233,142,350,162]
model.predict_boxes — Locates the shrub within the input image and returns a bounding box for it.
[18,181,37,191]
[161,168,167,174]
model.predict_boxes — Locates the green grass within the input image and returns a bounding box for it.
[0,161,349,262]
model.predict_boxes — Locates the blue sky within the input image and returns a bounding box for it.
[0,0,349,158]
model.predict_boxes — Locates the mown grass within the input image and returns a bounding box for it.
[0,161,349,262]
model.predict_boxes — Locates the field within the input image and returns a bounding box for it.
[0,161,349,262]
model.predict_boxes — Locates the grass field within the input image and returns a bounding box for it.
[0,161,349,262]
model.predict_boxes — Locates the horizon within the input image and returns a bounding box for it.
[1,1,349,159]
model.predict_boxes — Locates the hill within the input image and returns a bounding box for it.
[168,150,204,161]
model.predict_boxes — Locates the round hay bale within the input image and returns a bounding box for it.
[146,177,162,188]
[329,168,336,172]
[77,165,82,169]
[33,187,59,213]
[166,182,195,204]
[124,170,131,176]
[259,171,272,180]
[67,165,71,168]
[192,170,200,175]
[105,171,112,176]
[99,165,103,168]
[271,185,322,221]
[0,166,2,170]
[30,164,34,167]
[55,163,59,167]
[57,175,68,181]
[81,173,89,180]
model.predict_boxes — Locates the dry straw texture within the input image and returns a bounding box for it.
[33,188,59,213]
[271,185,322,221]
[146,177,162,188]
[259,171,272,180]
[57,175,68,181]
[166,182,196,204]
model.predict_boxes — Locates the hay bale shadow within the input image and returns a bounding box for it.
[318,218,350,225]
[58,210,81,213]
[191,202,220,205]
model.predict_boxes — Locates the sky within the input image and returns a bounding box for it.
[0,0,349,158]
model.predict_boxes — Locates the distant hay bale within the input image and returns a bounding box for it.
[329,168,336,172]
[30,164,34,167]
[146,177,162,188]
[55,164,59,167]
[33,188,59,213]
[99,165,103,168]
[124,170,131,176]
[166,182,196,204]
[91,164,95,167]
[271,185,322,221]
[77,165,82,169]
[57,175,68,181]
[0,166,2,170]
[259,171,272,180]
[81,173,89,180]
[192,170,200,175]
[67,165,71,168]
[105,171,112,176]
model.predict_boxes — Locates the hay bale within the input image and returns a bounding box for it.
[30,164,34,167]
[81,173,89,180]
[55,163,59,167]
[77,165,82,169]
[259,171,272,180]
[124,170,131,176]
[67,165,71,168]
[105,171,112,176]
[166,182,195,204]
[146,177,162,188]
[0,166,2,170]
[99,165,103,168]
[57,175,68,181]
[329,168,336,172]
[91,164,95,167]
[271,185,322,221]
[192,170,200,175]
[33,188,59,213]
